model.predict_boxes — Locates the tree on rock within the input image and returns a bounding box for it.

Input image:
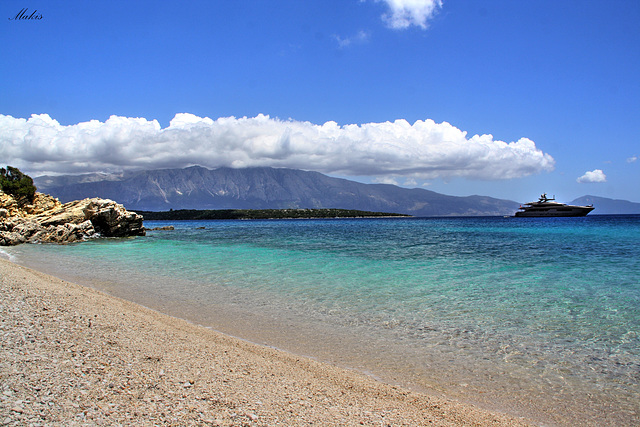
[0,166,37,203]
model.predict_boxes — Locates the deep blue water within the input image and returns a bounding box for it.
[3,215,639,425]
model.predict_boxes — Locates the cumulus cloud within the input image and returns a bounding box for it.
[378,0,443,30]
[577,169,607,183]
[0,113,555,180]
[627,156,637,163]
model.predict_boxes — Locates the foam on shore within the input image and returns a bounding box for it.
[0,247,16,262]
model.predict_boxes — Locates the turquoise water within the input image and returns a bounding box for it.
[3,215,640,425]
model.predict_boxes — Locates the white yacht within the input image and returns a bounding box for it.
[515,194,594,217]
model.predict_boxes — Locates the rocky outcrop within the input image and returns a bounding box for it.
[0,191,145,246]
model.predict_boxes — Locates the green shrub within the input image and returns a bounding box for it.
[0,166,37,203]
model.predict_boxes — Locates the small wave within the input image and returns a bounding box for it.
[0,247,17,262]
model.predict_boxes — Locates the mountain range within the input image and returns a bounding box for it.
[570,195,640,215]
[33,166,640,216]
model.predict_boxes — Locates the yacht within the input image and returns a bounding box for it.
[515,193,594,217]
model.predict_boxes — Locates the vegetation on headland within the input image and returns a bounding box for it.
[138,208,410,221]
[0,166,37,204]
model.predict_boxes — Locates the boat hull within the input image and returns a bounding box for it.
[515,207,594,217]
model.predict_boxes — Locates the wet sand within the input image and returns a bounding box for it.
[0,258,531,426]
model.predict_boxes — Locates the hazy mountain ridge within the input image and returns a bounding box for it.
[37,166,638,217]
[571,195,640,215]
[34,166,524,216]
[37,166,640,216]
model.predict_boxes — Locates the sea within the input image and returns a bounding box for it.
[2,215,639,426]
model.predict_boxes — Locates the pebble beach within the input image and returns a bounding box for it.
[0,258,531,426]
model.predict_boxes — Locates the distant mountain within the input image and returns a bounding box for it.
[571,195,640,215]
[35,166,520,216]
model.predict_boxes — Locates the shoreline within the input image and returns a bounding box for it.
[0,258,531,426]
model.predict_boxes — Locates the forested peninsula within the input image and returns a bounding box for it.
[138,208,409,221]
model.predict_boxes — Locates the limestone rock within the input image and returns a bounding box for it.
[0,191,145,245]
[150,225,175,231]
[0,231,26,246]
[22,193,62,216]
[0,192,21,217]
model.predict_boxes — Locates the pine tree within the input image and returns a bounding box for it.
[0,166,37,203]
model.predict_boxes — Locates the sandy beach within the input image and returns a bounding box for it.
[0,258,532,426]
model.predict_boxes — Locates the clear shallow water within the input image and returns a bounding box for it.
[3,215,640,426]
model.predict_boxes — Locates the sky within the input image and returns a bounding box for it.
[1,0,639,203]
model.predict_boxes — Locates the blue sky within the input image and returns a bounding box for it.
[1,0,638,203]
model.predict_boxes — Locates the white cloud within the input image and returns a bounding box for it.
[378,0,443,30]
[627,156,638,163]
[576,169,607,183]
[334,30,370,48]
[0,113,555,180]
[403,178,418,187]
[374,176,400,185]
